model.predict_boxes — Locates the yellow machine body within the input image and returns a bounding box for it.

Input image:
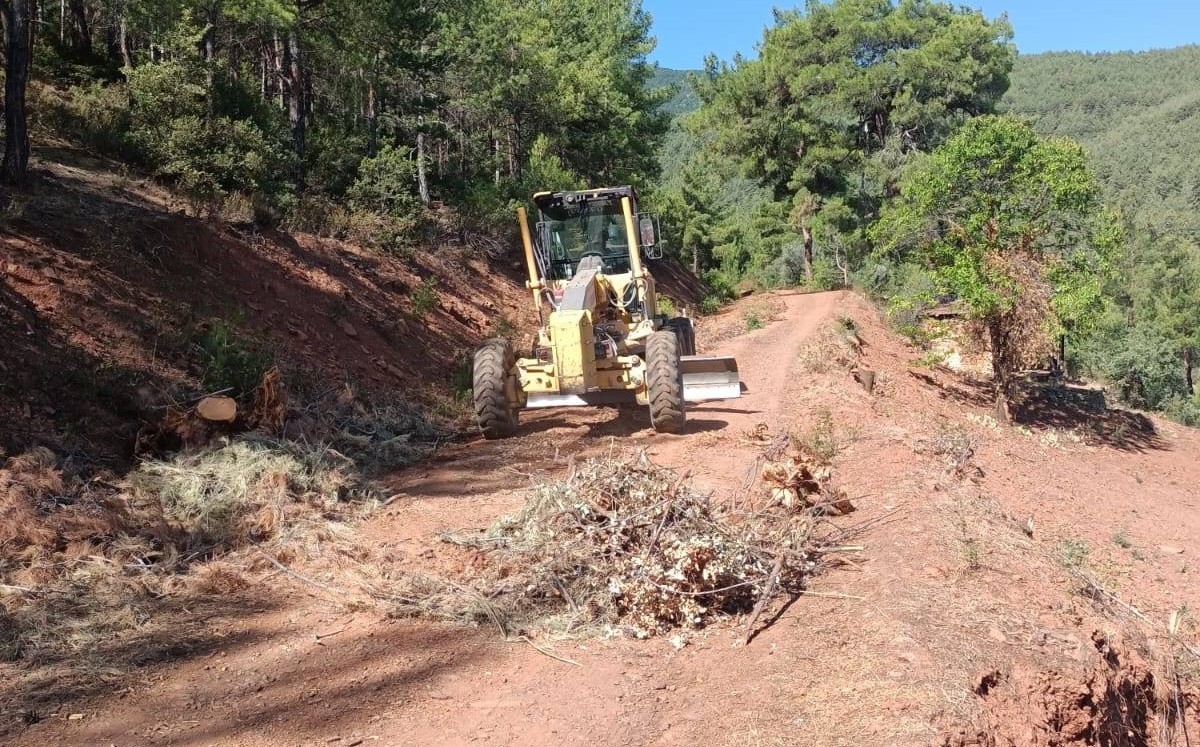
[505,186,740,412]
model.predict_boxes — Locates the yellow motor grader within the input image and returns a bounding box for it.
[472,186,741,439]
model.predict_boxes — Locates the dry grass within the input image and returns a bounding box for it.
[798,316,862,374]
[384,453,844,640]
[915,421,977,476]
[0,394,446,703]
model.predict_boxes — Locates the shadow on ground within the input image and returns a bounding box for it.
[1011,383,1166,453]
[911,369,1167,452]
[0,593,284,737]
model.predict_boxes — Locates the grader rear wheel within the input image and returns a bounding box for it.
[473,338,519,440]
[646,330,686,433]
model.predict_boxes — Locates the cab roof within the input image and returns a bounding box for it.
[532,186,638,212]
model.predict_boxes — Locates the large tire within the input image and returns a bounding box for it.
[473,338,519,440]
[666,317,697,356]
[646,330,686,433]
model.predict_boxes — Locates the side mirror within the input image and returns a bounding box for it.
[639,215,657,247]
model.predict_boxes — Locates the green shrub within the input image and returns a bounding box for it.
[809,255,842,290]
[702,269,737,302]
[1057,539,1091,568]
[193,320,273,398]
[33,81,133,157]
[347,145,420,220]
[1163,394,1200,427]
[1097,324,1187,410]
[126,61,292,208]
[283,194,353,238]
[412,278,440,318]
[698,296,723,315]
[306,124,370,200]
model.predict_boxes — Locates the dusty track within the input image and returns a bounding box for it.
[13,289,1200,747]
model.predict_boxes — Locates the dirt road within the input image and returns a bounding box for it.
[14,289,1200,747]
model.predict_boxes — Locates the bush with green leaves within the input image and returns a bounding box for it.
[1163,394,1200,427]
[872,116,1118,411]
[1096,324,1188,410]
[32,81,134,158]
[126,61,292,207]
[193,320,274,399]
[411,278,440,318]
[307,123,371,200]
[347,145,420,220]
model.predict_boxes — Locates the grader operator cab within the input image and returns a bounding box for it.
[472,186,741,439]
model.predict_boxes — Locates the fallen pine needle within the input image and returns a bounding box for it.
[516,636,582,667]
[796,590,865,601]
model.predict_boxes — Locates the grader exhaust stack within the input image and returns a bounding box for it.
[471,186,742,438]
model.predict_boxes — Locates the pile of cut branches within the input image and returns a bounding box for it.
[391,453,847,639]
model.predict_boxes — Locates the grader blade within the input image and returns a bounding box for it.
[681,355,743,402]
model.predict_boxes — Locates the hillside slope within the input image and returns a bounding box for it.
[0,147,706,469]
[1001,46,1200,238]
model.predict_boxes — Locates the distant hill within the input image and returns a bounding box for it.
[649,67,700,117]
[1002,46,1200,240]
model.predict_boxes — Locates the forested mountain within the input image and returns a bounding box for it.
[1002,46,1200,241]
[648,68,700,117]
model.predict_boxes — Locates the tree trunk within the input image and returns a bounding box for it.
[365,79,377,157]
[2,0,34,186]
[1186,348,1195,396]
[66,0,90,57]
[272,31,284,108]
[285,27,305,188]
[833,243,849,287]
[118,12,132,68]
[202,5,216,62]
[506,127,516,180]
[800,225,814,283]
[416,125,430,206]
[691,243,699,275]
[492,135,500,187]
[988,320,1013,423]
[260,43,268,98]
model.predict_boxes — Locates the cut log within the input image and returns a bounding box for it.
[197,396,237,423]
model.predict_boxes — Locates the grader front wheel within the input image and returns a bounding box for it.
[473,338,519,440]
[646,330,686,433]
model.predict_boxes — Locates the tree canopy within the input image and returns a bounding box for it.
[657,0,1014,287]
[872,115,1118,410]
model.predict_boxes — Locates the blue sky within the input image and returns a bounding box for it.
[645,1,1200,70]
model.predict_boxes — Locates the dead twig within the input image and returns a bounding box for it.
[744,555,785,644]
[258,551,347,607]
[515,635,582,667]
